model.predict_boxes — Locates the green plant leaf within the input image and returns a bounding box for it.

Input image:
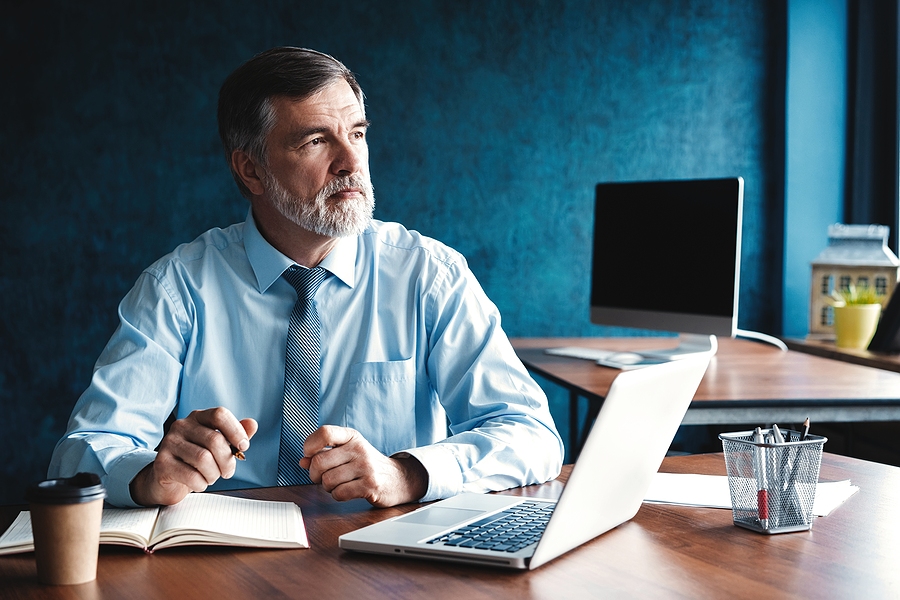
[828,283,879,306]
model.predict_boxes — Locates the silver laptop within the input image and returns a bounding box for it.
[339,354,711,569]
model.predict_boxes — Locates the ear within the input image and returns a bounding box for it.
[230,150,266,197]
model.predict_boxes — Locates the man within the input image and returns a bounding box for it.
[49,47,563,508]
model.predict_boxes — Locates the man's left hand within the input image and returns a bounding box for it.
[299,425,428,507]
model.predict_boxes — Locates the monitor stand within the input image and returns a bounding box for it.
[637,333,718,361]
[635,329,788,361]
[735,328,788,351]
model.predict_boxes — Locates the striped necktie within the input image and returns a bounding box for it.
[277,266,329,486]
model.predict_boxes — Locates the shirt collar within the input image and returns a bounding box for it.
[318,234,357,288]
[244,209,358,293]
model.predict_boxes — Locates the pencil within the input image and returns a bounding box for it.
[230,445,246,461]
[800,417,810,441]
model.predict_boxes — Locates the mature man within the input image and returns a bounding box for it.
[49,47,563,508]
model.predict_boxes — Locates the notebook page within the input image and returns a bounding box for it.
[0,507,158,554]
[99,508,159,546]
[0,512,33,554]
[153,493,306,544]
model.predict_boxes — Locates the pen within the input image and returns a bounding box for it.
[772,424,785,444]
[753,427,769,530]
[230,445,246,461]
[786,420,813,524]
[770,424,788,528]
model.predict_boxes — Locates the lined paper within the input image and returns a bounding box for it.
[154,493,304,543]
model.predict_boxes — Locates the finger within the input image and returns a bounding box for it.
[308,434,386,490]
[305,444,353,484]
[240,418,259,440]
[153,448,215,494]
[190,407,251,451]
[303,424,356,457]
[327,477,371,502]
[232,419,259,460]
[302,426,359,482]
[318,454,385,502]
[167,416,237,480]
[154,434,222,491]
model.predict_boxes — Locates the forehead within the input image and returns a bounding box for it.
[270,80,365,132]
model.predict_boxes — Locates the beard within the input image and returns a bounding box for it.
[264,170,375,238]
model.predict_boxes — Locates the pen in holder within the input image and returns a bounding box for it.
[719,429,827,534]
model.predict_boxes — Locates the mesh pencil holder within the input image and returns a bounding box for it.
[718,430,827,534]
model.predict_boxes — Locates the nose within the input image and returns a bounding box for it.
[331,138,366,176]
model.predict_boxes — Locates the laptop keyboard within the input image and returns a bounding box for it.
[426,500,554,553]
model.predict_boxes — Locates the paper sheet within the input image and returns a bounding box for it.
[643,473,859,517]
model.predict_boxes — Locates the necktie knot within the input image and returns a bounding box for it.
[283,266,328,301]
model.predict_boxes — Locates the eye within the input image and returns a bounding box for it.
[352,130,366,141]
[308,137,325,146]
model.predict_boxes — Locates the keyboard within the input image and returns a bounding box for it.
[426,501,554,553]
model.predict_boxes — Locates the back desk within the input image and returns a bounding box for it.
[512,337,900,454]
[1,453,896,598]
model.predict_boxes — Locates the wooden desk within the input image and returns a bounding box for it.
[786,337,900,373]
[1,453,895,598]
[513,337,900,455]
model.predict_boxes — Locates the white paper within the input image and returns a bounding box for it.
[153,493,308,548]
[643,472,859,517]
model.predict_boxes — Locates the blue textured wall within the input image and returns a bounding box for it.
[0,0,784,503]
[784,0,846,338]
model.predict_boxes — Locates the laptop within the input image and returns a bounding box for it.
[339,354,711,569]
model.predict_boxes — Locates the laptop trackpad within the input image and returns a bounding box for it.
[397,507,485,527]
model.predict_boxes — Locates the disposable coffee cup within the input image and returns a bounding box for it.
[26,473,106,585]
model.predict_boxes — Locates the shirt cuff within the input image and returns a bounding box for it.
[395,444,463,503]
[105,449,158,508]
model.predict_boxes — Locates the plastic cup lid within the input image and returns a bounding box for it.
[26,472,107,505]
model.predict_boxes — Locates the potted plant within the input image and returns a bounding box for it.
[829,284,882,349]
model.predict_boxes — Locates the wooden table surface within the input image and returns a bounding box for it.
[513,337,900,425]
[1,452,896,598]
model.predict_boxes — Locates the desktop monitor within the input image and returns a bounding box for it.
[590,177,744,358]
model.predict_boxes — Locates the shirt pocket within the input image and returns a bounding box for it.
[345,357,417,456]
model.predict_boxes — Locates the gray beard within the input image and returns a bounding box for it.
[265,171,375,238]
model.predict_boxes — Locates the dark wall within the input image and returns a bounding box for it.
[0,0,785,503]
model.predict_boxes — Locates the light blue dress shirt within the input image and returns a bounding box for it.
[49,211,563,507]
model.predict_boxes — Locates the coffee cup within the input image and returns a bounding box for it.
[26,473,106,585]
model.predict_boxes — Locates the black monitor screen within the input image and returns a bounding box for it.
[590,177,743,336]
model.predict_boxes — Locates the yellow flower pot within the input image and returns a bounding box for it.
[833,304,882,349]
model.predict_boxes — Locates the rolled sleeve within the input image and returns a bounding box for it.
[48,271,186,506]
[416,257,563,499]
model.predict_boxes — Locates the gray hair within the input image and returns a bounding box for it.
[217,47,364,198]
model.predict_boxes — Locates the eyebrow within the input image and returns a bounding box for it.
[287,120,371,144]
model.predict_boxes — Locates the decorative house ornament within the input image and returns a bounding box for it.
[809,224,900,338]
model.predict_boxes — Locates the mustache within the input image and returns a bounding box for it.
[319,175,370,200]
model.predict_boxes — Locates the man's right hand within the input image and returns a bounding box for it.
[129,407,258,507]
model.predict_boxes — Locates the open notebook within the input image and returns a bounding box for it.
[339,355,711,569]
[0,493,308,555]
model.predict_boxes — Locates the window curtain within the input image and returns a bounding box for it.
[844,0,900,251]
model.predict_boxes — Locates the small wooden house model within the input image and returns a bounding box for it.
[809,224,900,338]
